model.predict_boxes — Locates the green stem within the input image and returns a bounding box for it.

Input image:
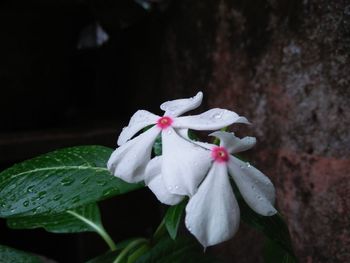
[113,238,148,263]
[152,218,166,242]
[127,243,150,263]
[67,210,117,251]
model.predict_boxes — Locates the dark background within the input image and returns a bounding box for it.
[1,0,350,262]
[0,0,166,262]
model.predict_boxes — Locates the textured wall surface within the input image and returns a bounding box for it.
[160,0,350,262]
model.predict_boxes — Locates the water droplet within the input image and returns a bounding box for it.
[53,194,63,201]
[81,177,90,185]
[167,129,172,135]
[22,200,30,207]
[240,165,245,170]
[246,162,251,168]
[38,191,47,199]
[168,186,173,191]
[102,188,115,196]
[27,185,35,193]
[257,195,262,200]
[10,208,16,213]
[213,113,222,119]
[96,180,107,186]
[61,177,75,186]
[175,185,179,190]
[72,195,80,203]
[32,206,41,214]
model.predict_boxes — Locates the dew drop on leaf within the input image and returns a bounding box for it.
[60,177,75,186]
[81,177,90,185]
[102,187,115,196]
[38,191,47,199]
[27,185,35,193]
[53,194,63,201]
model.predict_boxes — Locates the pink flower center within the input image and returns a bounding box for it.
[211,146,229,163]
[157,116,173,129]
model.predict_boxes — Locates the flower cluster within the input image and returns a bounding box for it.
[108,92,276,247]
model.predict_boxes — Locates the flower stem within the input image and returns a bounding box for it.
[67,210,117,251]
[113,238,148,263]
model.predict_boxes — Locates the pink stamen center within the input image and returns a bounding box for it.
[157,116,173,129]
[211,146,229,163]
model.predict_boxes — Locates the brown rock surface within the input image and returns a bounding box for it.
[160,0,350,262]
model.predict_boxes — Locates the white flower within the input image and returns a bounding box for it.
[107,92,249,201]
[183,131,277,247]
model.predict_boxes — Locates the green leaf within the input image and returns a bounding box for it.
[85,250,120,263]
[264,239,297,263]
[0,146,143,217]
[232,184,297,261]
[86,238,149,263]
[7,203,101,233]
[135,236,222,263]
[164,199,187,240]
[153,134,162,156]
[0,244,43,263]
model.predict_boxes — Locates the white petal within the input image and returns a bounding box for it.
[228,157,277,216]
[117,110,159,146]
[209,131,256,153]
[162,127,212,196]
[185,163,240,247]
[108,126,160,183]
[173,108,250,131]
[144,157,184,205]
[160,91,203,117]
[176,129,190,140]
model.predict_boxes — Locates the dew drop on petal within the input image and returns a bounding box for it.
[214,113,222,119]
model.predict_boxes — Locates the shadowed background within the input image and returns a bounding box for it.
[0,0,349,262]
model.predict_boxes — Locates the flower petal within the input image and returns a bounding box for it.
[228,157,277,216]
[144,157,184,205]
[108,126,160,183]
[160,91,203,117]
[173,108,250,130]
[162,127,212,196]
[185,163,240,247]
[117,110,159,146]
[209,131,256,153]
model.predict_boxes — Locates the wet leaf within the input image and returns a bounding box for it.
[0,245,43,263]
[0,146,143,217]
[7,203,101,233]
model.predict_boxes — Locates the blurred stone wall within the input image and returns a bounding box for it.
[160,0,350,262]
